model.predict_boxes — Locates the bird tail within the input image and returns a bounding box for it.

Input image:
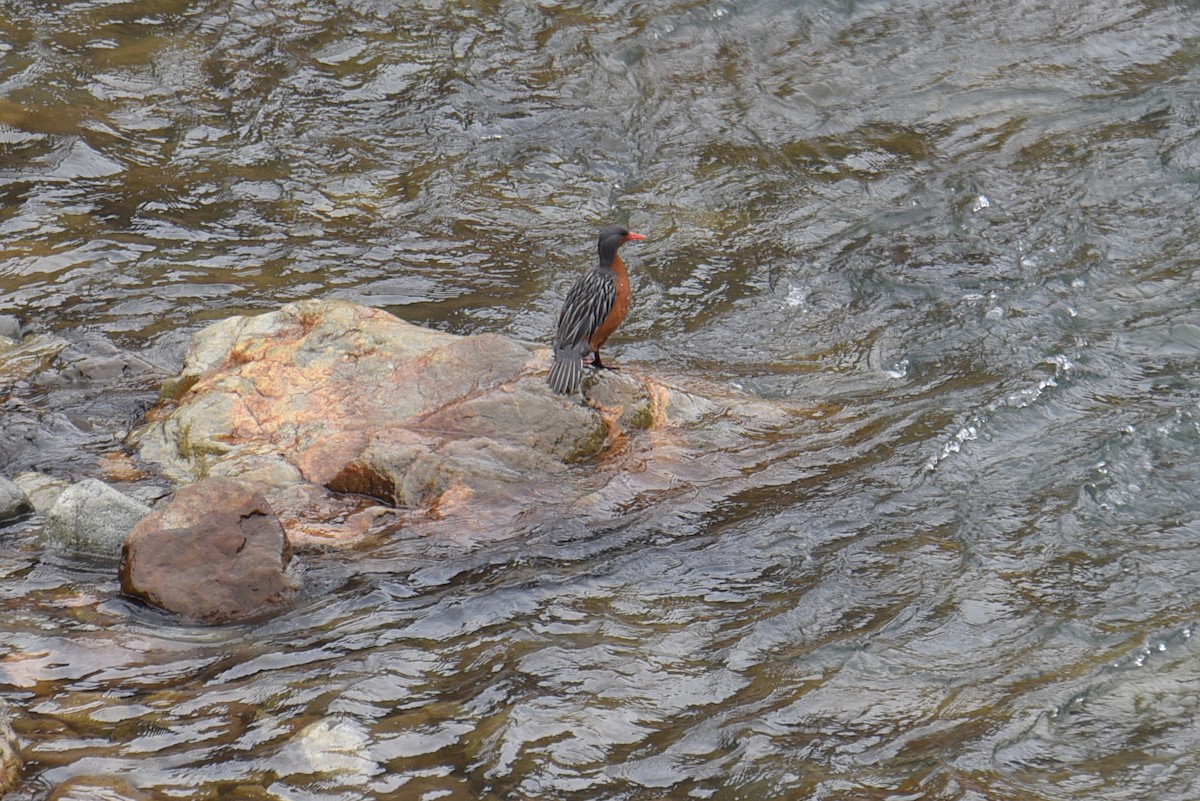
[548,348,584,395]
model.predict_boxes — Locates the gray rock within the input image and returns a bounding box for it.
[0,315,21,341]
[42,479,150,559]
[0,333,68,388]
[12,473,70,514]
[0,477,32,524]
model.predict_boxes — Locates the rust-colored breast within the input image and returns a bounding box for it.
[589,255,630,350]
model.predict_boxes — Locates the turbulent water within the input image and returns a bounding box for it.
[3,0,1200,798]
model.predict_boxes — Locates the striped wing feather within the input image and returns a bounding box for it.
[554,269,616,353]
[548,269,616,394]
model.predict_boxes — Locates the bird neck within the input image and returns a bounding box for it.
[598,239,621,270]
[608,252,627,279]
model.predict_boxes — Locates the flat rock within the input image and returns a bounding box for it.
[42,479,150,559]
[268,716,378,782]
[120,477,295,623]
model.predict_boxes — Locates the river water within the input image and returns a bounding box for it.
[2,0,1200,798]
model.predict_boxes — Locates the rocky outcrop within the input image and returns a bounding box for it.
[133,299,801,549]
[134,299,665,542]
[120,477,295,623]
[0,477,32,525]
[42,479,150,558]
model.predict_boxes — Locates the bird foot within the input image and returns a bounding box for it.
[582,353,618,371]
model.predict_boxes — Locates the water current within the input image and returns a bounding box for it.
[2,0,1200,798]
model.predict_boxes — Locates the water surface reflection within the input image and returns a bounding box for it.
[3,0,1200,798]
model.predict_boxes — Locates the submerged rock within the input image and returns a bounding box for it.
[0,332,68,389]
[47,775,158,801]
[0,314,21,342]
[42,479,150,558]
[120,477,295,623]
[0,477,32,525]
[269,716,378,782]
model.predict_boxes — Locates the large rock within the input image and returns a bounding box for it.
[135,299,798,542]
[42,479,150,558]
[0,477,32,524]
[120,477,295,623]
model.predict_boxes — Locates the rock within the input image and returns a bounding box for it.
[96,451,150,483]
[42,479,150,558]
[0,314,21,342]
[48,775,157,801]
[0,333,69,390]
[30,335,171,395]
[268,716,378,783]
[120,477,295,623]
[0,702,19,797]
[135,299,804,543]
[0,477,32,525]
[133,300,658,539]
[12,472,71,514]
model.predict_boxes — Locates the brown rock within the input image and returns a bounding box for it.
[96,451,148,482]
[120,477,295,623]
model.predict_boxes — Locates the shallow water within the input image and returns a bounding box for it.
[3,0,1200,798]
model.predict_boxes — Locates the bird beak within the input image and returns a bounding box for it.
[626,233,646,241]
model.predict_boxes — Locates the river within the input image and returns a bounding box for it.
[2,0,1200,798]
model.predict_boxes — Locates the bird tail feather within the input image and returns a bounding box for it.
[548,348,584,395]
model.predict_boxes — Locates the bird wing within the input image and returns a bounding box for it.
[554,269,615,352]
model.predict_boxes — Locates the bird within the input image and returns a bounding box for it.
[548,224,646,395]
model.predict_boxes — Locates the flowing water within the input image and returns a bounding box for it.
[3,0,1200,798]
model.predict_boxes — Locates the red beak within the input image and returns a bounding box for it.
[626,232,646,241]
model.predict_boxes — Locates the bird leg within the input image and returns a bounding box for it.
[592,350,618,370]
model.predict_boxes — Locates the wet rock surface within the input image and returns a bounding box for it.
[11,472,70,514]
[134,299,754,542]
[47,775,158,801]
[120,477,295,623]
[1,332,168,480]
[0,315,22,342]
[0,477,32,525]
[41,479,150,559]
